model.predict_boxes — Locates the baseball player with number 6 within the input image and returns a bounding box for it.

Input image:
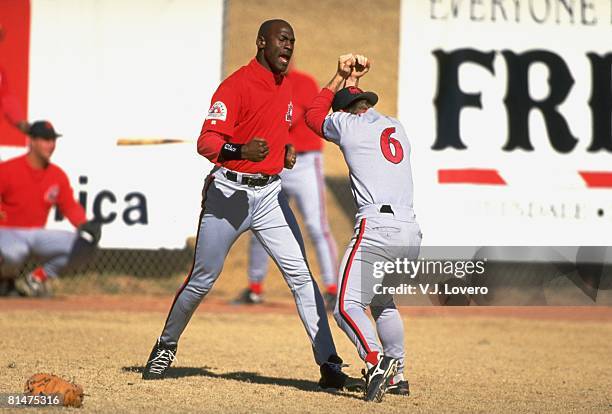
[305,54,422,402]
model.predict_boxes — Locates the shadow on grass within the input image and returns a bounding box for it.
[122,366,363,399]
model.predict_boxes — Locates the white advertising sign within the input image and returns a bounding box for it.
[17,0,224,248]
[398,0,612,246]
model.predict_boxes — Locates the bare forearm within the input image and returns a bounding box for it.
[345,76,359,88]
[323,73,346,94]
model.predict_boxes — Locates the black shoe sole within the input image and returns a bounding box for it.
[365,359,399,402]
[387,386,410,396]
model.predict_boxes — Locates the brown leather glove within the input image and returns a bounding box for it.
[24,373,84,408]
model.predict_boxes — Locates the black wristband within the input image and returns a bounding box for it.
[219,143,243,161]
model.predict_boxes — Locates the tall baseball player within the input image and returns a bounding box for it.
[141,20,348,390]
[0,121,102,297]
[305,54,421,402]
[235,67,339,309]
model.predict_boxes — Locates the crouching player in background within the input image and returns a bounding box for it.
[305,55,421,402]
[0,121,101,297]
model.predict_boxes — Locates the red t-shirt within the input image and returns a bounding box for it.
[0,154,86,228]
[197,59,293,175]
[286,70,323,153]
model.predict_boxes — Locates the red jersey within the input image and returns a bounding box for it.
[198,59,293,175]
[0,155,86,228]
[286,70,323,153]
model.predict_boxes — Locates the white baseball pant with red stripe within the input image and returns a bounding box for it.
[248,151,338,288]
[333,205,421,374]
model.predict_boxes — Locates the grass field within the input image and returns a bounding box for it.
[0,298,611,413]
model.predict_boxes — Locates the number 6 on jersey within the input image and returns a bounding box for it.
[380,127,404,164]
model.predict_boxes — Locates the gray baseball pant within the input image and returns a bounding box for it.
[0,228,93,277]
[160,167,338,365]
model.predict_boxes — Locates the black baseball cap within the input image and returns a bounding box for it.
[332,86,378,112]
[28,120,62,139]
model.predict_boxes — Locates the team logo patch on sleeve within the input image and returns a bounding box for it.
[206,101,227,121]
[285,101,293,125]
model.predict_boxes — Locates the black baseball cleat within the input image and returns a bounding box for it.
[318,354,348,390]
[142,338,177,380]
[364,355,399,402]
[387,379,410,396]
[231,288,263,305]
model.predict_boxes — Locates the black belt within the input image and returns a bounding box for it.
[225,171,278,187]
[380,205,394,214]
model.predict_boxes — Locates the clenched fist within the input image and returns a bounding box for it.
[337,53,356,79]
[284,144,297,169]
[242,137,269,162]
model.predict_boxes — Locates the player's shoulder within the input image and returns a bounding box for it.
[365,109,404,127]
[220,66,245,88]
[213,66,246,105]
[47,162,70,181]
[386,114,408,132]
[326,110,356,124]
[0,154,26,170]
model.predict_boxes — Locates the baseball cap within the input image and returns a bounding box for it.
[28,120,62,139]
[332,86,378,112]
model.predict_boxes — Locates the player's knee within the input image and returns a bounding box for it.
[334,297,364,324]
[189,265,222,293]
[1,244,30,266]
[280,262,313,288]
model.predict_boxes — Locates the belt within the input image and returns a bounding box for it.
[357,204,416,221]
[224,171,278,187]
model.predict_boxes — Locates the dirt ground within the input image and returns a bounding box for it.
[0,297,611,413]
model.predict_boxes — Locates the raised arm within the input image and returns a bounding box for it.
[304,54,356,136]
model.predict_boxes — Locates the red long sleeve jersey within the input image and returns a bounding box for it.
[0,155,86,228]
[197,59,293,175]
[285,70,323,153]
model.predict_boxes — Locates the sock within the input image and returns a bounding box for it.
[365,351,380,367]
[390,373,404,385]
[31,267,48,282]
[249,282,263,295]
[326,284,338,295]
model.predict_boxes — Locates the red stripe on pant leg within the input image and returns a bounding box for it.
[438,169,506,185]
[579,171,612,188]
[339,218,372,355]
[162,175,214,329]
[314,154,338,277]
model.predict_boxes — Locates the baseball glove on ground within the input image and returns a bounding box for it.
[24,373,84,408]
